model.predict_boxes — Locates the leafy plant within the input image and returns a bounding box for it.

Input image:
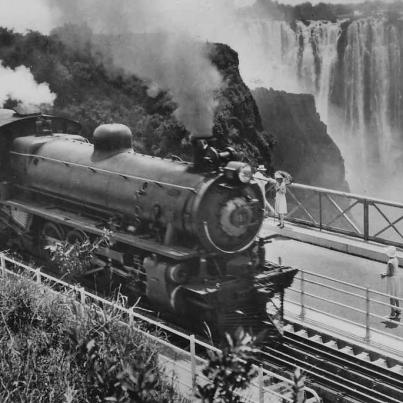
[197,327,258,403]
[66,303,175,403]
[45,228,112,280]
[292,367,306,403]
[0,275,184,402]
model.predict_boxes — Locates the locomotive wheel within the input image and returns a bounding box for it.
[41,222,65,245]
[65,229,88,245]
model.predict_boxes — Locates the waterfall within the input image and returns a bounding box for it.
[238,17,403,198]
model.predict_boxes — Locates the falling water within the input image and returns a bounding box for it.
[238,17,403,199]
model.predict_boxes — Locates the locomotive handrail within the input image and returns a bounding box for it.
[10,151,198,193]
[0,252,320,402]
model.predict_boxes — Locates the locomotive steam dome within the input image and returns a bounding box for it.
[93,124,132,155]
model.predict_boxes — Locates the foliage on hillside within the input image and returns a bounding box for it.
[0,274,182,402]
[0,26,274,168]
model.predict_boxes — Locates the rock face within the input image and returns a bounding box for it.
[208,43,274,169]
[253,87,348,190]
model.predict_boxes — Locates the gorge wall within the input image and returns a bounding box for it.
[253,87,348,190]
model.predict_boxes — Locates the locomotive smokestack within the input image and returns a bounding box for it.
[192,138,209,170]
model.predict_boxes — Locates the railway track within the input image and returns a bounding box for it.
[260,329,403,403]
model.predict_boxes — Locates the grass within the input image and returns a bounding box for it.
[0,273,186,403]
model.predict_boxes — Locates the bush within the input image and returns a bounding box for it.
[0,275,182,402]
[197,328,258,403]
[45,229,112,281]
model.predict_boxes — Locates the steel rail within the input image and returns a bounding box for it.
[260,349,392,403]
[286,333,403,391]
[261,338,403,403]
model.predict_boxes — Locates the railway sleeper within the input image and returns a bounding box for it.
[284,320,403,374]
[262,346,402,403]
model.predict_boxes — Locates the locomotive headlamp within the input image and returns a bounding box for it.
[224,161,252,183]
[238,164,253,183]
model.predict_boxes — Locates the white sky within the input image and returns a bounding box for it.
[0,0,396,34]
[0,0,54,33]
[280,0,393,3]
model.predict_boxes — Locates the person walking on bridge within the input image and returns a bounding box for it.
[381,246,401,319]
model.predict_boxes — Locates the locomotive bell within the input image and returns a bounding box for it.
[92,123,132,160]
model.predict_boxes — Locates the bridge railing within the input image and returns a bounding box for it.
[0,252,320,403]
[286,267,403,353]
[264,180,403,248]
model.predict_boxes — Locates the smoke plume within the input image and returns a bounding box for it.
[46,0,226,138]
[0,62,56,111]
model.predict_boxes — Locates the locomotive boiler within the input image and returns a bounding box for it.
[0,109,296,338]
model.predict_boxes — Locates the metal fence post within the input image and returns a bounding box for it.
[190,334,196,396]
[300,270,305,321]
[318,192,323,230]
[35,268,41,284]
[0,253,5,276]
[363,199,369,241]
[258,365,264,403]
[365,288,370,342]
[79,287,86,304]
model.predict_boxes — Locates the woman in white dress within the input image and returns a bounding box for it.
[274,172,287,228]
[381,246,401,319]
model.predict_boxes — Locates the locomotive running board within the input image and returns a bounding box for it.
[1,199,198,260]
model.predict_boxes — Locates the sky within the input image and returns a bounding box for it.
[0,0,394,34]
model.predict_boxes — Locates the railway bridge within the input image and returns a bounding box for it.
[260,180,403,391]
[2,178,403,402]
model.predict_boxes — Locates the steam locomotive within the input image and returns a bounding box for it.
[0,109,296,338]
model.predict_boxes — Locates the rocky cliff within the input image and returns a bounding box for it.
[208,43,274,168]
[253,87,348,190]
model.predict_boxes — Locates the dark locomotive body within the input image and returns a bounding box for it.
[0,109,296,339]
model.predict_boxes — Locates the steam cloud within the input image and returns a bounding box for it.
[0,62,56,111]
[46,0,226,138]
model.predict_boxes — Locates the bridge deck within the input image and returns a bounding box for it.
[261,220,403,265]
[261,221,403,358]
